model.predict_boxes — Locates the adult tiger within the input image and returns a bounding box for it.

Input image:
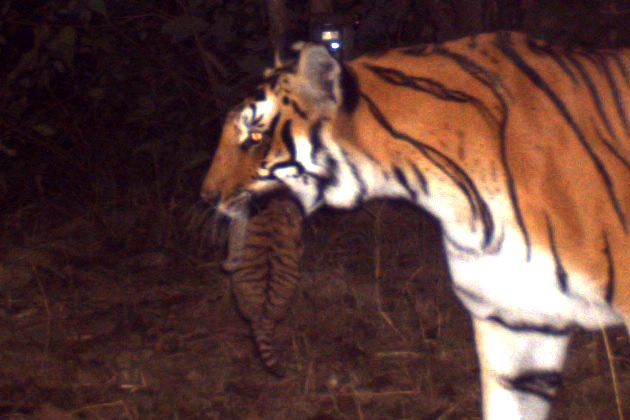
[201,32,629,419]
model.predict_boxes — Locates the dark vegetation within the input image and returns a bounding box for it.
[1,1,629,418]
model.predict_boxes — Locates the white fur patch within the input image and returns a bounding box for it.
[449,232,624,329]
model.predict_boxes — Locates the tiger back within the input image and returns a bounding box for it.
[201,32,629,419]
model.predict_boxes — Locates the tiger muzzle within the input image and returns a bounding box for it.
[200,186,218,203]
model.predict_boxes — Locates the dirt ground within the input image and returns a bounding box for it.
[1,201,629,419]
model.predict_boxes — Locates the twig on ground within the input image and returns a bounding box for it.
[601,328,625,420]
[33,264,51,359]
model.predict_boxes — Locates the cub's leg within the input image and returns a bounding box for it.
[473,317,571,420]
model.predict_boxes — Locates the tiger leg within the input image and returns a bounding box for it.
[473,317,570,420]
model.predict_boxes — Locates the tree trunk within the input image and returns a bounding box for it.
[309,0,333,14]
[266,0,290,48]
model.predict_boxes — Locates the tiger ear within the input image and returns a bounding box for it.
[273,49,283,68]
[267,38,303,77]
[296,44,341,107]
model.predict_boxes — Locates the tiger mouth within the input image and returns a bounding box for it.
[217,191,253,219]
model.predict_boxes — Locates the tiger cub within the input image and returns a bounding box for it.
[201,32,629,419]
[223,193,303,376]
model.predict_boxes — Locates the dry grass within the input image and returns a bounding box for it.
[0,200,629,419]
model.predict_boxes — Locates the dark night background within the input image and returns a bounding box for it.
[1,1,629,418]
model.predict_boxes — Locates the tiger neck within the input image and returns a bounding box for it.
[325,133,495,255]
[321,69,499,253]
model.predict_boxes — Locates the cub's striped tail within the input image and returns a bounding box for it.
[222,193,304,376]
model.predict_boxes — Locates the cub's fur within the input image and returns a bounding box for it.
[223,194,303,376]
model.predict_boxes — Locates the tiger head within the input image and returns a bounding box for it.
[201,43,357,218]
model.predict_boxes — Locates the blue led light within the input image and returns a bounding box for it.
[330,41,340,50]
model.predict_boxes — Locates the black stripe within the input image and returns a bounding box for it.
[434,46,512,100]
[504,371,563,402]
[364,64,498,126]
[253,323,284,377]
[269,160,304,177]
[227,266,269,276]
[595,123,630,172]
[545,214,568,293]
[360,92,495,249]
[565,53,619,142]
[365,64,471,102]
[257,171,276,181]
[315,155,338,205]
[393,166,417,201]
[610,53,630,85]
[603,233,615,304]
[434,46,530,259]
[340,147,367,201]
[281,120,296,161]
[525,37,579,85]
[264,114,280,139]
[341,65,360,113]
[226,249,270,259]
[496,32,627,232]
[487,315,572,336]
[548,52,579,85]
[291,100,307,119]
[593,53,629,136]
[360,148,381,166]
[453,285,486,304]
[444,233,482,257]
[362,90,481,212]
[401,44,431,56]
[250,103,265,126]
[483,224,506,255]
[261,72,281,89]
[253,88,267,101]
[409,162,429,194]
[240,137,258,152]
[310,120,323,161]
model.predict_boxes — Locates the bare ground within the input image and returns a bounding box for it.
[1,201,628,419]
